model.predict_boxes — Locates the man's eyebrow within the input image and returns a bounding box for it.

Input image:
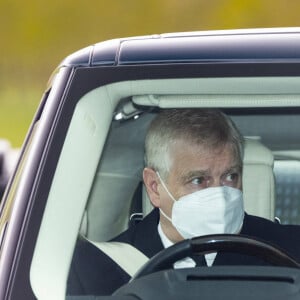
[181,165,242,182]
[180,170,209,183]
[223,165,242,174]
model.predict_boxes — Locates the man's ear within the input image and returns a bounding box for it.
[143,167,161,208]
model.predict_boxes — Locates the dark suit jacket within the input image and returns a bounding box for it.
[67,208,300,296]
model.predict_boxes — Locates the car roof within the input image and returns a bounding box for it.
[60,27,300,67]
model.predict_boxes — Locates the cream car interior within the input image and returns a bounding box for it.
[29,77,300,300]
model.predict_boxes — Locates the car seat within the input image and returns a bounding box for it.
[242,138,275,220]
[80,138,276,279]
[82,138,275,245]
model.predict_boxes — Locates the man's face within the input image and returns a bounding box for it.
[155,139,242,242]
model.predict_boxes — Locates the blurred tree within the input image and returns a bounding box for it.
[1,0,300,146]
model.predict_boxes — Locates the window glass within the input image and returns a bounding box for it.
[274,160,300,225]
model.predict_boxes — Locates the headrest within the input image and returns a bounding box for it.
[242,138,275,220]
[243,138,273,166]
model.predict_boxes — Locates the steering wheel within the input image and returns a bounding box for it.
[133,234,300,279]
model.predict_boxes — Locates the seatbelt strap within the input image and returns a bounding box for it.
[88,240,149,277]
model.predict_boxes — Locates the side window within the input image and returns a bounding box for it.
[274,160,300,225]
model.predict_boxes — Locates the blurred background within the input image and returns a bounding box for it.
[1,0,300,147]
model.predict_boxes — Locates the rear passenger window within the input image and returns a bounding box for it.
[274,160,300,225]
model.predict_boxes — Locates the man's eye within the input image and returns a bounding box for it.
[224,173,239,183]
[191,177,206,185]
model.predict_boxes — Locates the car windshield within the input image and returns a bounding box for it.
[26,75,300,299]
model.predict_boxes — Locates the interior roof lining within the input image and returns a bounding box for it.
[133,94,300,108]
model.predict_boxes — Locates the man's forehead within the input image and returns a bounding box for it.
[171,138,237,158]
[169,141,241,174]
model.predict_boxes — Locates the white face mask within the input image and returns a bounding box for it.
[157,172,245,239]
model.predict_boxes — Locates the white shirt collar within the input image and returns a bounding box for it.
[157,222,217,267]
[158,223,196,268]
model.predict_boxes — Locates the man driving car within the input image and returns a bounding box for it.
[68,108,300,296]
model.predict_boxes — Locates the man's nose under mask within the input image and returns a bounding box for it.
[156,172,245,239]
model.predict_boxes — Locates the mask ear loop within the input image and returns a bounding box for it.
[155,171,176,222]
[155,171,177,202]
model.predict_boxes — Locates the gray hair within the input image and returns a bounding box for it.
[144,109,244,180]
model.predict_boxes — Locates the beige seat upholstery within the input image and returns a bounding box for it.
[82,138,275,276]
[143,138,275,221]
[83,138,275,243]
[242,138,275,220]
